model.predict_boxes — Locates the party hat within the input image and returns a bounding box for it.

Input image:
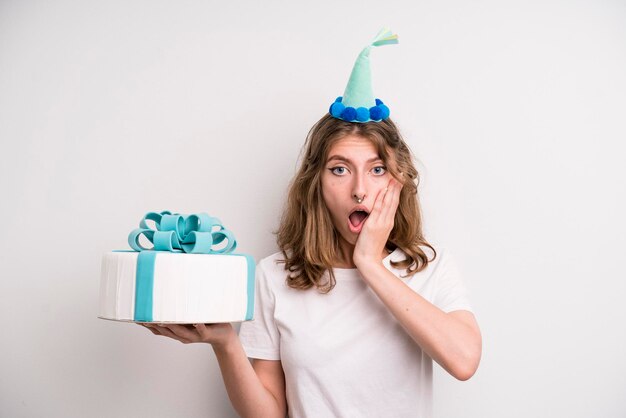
[329,28,398,123]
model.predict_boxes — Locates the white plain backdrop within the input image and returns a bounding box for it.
[1,1,625,417]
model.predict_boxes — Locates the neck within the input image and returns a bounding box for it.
[334,240,356,268]
[333,237,390,268]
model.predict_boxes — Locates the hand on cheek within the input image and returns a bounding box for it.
[353,177,403,268]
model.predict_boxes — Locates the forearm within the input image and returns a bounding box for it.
[212,338,283,418]
[358,262,481,380]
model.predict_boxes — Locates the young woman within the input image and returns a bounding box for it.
[141,113,482,418]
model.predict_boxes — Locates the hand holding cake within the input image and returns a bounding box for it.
[140,322,238,347]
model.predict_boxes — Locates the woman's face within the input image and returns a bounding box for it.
[321,134,393,247]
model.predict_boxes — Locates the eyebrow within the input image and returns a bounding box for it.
[326,155,383,164]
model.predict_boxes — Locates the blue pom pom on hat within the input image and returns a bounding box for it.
[329,28,398,123]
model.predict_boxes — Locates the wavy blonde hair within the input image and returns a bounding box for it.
[276,114,436,293]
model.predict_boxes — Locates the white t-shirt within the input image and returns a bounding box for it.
[238,247,473,418]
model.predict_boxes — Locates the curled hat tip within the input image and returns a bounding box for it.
[371,28,399,47]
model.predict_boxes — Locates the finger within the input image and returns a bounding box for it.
[394,179,404,203]
[164,324,200,343]
[138,323,158,332]
[145,324,177,339]
[140,323,163,336]
[391,178,402,205]
[195,323,223,343]
[390,179,403,211]
[383,179,403,226]
[147,327,162,336]
[194,323,212,340]
[153,324,193,344]
[380,179,397,221]
[381,179,393,206]
[370,185,388,223]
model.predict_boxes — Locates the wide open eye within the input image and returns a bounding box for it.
[330,167,347,175]
[372,166,387,176]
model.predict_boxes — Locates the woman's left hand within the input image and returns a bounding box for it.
[353,176,403,269]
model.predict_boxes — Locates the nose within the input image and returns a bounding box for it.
[351,171,367,202]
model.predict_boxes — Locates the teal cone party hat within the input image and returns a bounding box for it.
[329,28,398,123]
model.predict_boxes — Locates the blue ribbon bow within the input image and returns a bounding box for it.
[128,211,237,254]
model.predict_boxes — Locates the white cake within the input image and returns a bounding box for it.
[99,251,255,324]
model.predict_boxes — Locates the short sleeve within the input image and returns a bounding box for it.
[432,249,474,313]
[238,259,281,360]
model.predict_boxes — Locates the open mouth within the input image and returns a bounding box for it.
[348,209,369,232]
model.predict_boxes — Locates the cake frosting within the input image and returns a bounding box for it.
[98,211,255,324]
